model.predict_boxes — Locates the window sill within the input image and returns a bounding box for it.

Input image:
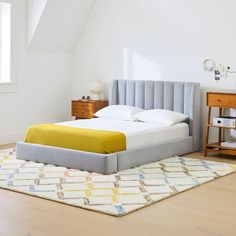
[0,82,17,94]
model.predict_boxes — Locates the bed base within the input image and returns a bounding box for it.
[16,137,193,174]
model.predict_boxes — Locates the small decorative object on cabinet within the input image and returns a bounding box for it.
[90,80,104,100]
[204,91,236,157]
[72,100,108,119]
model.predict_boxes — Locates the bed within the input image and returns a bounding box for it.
[16,80,200,174]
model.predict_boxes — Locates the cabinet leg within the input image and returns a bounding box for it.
[218,108,223,145]
[204,107,211,157]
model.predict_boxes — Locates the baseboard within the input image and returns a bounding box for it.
[0,133,24,145]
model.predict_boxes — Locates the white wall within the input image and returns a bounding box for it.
[73,0,236,146]
[0,0,72,145]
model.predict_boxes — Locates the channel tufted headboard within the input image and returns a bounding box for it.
[109,80,200,151]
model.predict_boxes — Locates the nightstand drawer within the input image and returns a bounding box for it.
[72,102,93,109]
[73,110,93,118]
[207,93,236,108]
[72,106,91,113]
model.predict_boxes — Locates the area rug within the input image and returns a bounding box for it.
[0,148,235,216]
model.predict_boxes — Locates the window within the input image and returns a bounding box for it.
[0,2,11,83]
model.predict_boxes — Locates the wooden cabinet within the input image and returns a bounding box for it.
[72,100,108,119]
[204,92,236,157]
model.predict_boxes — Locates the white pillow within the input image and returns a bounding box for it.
[133,109,188,125]
[94,105,144,121]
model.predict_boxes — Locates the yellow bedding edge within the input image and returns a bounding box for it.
[25,124,126,154]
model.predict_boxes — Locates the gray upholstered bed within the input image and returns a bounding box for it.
[16,80,200,174]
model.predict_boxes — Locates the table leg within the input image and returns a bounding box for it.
[204,107,211,157]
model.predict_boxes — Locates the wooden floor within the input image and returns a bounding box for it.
[0,144,236,236]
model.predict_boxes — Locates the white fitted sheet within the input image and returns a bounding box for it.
[56,118,189,150]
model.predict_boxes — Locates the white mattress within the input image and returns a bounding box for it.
[56,118,189,150]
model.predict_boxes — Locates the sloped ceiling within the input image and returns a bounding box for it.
[27,0,95,52]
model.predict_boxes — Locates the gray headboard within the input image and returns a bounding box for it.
[109,80,200,151]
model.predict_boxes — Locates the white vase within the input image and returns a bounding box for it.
[90,80,103,100]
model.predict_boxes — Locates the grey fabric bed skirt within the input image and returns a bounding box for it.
[17,137,193,174]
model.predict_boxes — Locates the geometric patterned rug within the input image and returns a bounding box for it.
[0,148,235,217]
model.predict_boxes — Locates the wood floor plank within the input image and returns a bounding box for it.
[0,143,15,150]
[0,145,236,236]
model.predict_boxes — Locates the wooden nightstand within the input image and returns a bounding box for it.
[204,91,236,157]
[72,100,108,119]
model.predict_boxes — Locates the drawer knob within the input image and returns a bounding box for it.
[217,99,221,102]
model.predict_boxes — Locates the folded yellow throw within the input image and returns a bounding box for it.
[25,124,126,154]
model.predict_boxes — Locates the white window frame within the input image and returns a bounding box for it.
[0,0,16,93]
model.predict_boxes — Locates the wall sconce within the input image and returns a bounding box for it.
[203,59,236,80]
[203,59,216,72]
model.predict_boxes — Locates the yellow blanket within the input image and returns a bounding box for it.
[25,124,126,154]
